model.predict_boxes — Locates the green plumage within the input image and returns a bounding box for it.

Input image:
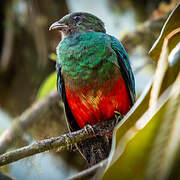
[56,32,118,83]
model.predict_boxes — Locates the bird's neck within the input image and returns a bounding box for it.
[61,28,95,40]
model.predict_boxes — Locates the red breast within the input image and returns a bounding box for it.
[65,76,131,128]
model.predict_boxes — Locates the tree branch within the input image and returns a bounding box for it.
[0,118,115,167]
[0,90,61,154]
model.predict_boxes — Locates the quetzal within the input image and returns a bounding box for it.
[49,12,135,166]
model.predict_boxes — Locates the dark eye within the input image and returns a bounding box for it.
[73,16,81,23]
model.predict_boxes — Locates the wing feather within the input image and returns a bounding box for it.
[56,63,80,131]
[110,36,136,104]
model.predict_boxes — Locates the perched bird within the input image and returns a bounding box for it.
[49,12,135,166]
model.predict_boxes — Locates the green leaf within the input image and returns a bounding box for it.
[146,73,180,180]
[49,53,57,62]
[149,3,180,62]
[37,71,57,99]
[102,86,171,180]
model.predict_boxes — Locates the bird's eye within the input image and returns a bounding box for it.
[73,16,81,23]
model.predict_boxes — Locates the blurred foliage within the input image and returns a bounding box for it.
[0,0,68,116]
[101,3,180,180]
[149,3,180,61]
[49,53,57,62]
[109,0,172,22]
[37,71,57,99]
[37,53,57,99]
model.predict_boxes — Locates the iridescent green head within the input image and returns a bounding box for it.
[49,12,106,36]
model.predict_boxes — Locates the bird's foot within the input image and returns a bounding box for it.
[84,123,95,136]
[114,111,124,124]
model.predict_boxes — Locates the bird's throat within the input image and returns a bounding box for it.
[60,31,66,40]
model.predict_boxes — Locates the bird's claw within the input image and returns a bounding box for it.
[84,124,95,135]
[65,135,72,151]
[114,111,124,124]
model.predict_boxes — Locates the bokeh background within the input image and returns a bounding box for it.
[0,0,178,179]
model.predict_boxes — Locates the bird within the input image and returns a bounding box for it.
[49,12,135,167]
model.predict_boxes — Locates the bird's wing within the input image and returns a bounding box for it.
[56,63,80,131]
[110,36,136,105]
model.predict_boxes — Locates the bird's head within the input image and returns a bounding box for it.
[49,12,106,38]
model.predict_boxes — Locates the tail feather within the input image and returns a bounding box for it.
[76,136,111,167]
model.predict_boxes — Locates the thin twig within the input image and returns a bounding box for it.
[68,159,107,180]
[0,118,115,167]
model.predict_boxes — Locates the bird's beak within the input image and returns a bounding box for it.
[49,21,69,31]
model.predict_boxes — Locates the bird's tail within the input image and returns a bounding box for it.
[76,135,111,167]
